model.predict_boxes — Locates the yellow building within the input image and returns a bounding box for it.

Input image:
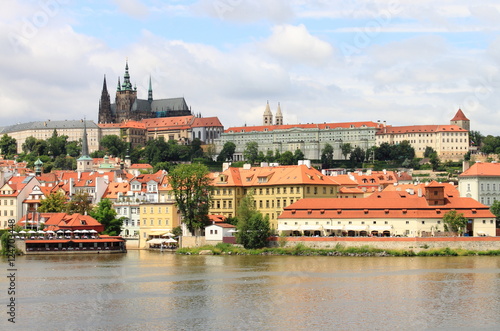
[138,201,181,249]
[210,162,349,230]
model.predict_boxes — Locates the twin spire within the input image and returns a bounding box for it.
[263,101,283,126]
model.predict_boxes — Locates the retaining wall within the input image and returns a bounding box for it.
[269,236,500,251]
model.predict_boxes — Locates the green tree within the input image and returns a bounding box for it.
[430,152,440,171]
[264,150,275,163]
[235,191,271,249]
[243,141,259,164]
[66,191,93,215]
[190,138,204,160]
[278,151,294,165]
[168,164,213,235]
[443,210,467,235]
[293,149,305,164]
[47,130,68,159]
[424,146,436,158]
[217,141,236,162]
[490,200,500,228]
[65,141,81,157]
[90,198,122,235]
[469,130,483,147]
[172,226,183,238]
[0,134,17,157]
[375,142,392,161]
[340,143,352,160]
[143,137,169,165]
[350,146,365,164]
[481,135,500,154]
[22,136,38,154]
[100,134,128,158]
[53,155,76,170]
[38,191,67,213]
[90,150,106,158]
[392,140,415,162]
[321,143,334,169]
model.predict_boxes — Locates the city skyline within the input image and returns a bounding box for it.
[2,1,500,134]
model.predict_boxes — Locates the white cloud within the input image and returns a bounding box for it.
[193,0,294,23]
[262,24,334,66]
[111,0,149,19]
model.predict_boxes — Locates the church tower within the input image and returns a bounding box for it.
[77,120,93,173]
[275,102,283,125]
[263,101,273,126]
[115,60,138,123]
[450,108,470,131]
[98,75,113,124]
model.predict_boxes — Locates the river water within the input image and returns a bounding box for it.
[2,251,500,330]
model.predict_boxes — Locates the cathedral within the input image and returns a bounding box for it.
[98,61,192,123]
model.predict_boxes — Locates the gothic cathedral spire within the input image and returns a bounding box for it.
[98,75,113,124]
[148,75,153,103]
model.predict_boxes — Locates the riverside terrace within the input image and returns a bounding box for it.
[12,231,127,254]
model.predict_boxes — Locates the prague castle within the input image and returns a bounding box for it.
[98,61,192,124]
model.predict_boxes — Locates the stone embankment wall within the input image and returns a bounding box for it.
[269,237,500,251]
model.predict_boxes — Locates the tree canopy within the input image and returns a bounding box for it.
[0,134,17,157]
[243,141,259,164]
[38,191,67,213]
[443,210,467,235]
[217,141,236,162]
[90,198,122,235]
[321,143,334,169]
[236,191,271,249]
[168,163,213,235]
[100,134,127,158]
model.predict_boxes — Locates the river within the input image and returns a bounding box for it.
[2,251,500,330]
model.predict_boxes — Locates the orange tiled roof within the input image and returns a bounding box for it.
[451,108,469,121]
[280,188,494,220]
[377,125,467,135]
[459,162,500,177]
[98,123,121,128]
[213,165,340,187]
[142,116,194,130]
[120,120,146,129]
[103,182,130,199]
[192,117,223,128]
[225,121,379,134]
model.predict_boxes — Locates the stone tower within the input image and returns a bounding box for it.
[275,102,283,125]
[263,101,273,126]
[115,61,138,123]
[450,108,470,131]
[98,75,113,124]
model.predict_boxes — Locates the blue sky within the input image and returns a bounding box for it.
[2,0,500,135]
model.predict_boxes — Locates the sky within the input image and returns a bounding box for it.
[2,0,500,135]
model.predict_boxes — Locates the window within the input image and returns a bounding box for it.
[158,219,162,225]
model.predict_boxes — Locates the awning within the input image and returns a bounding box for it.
[299,225,323,231]
[278,224,300,231]
[323,225,344,230]
[368,225,392,231]
[146,238,166,244]
[344,225,368,231]
[148,231,170,236]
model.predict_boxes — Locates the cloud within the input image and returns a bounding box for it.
[193,0,294,23]
[262,24,334,66]
[111,0,149,19]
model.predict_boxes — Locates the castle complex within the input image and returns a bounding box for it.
[98,61,192,124]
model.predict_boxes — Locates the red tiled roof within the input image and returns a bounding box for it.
[459,162,500,177]
[142,116,194,130]
[212,165,340,187]
[377,125,467,135]
[451,109,469,121]
[280,189,494,220]
[225,121,379,134]
[192,117,223,128]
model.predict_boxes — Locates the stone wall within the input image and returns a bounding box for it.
[180,236,206,248]
[269,237,500,251]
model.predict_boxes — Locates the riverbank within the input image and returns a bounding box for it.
[177,242,500,256]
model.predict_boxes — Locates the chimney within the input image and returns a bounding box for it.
[417,188,422,197]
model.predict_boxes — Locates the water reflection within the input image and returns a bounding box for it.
[1,252,499,330]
